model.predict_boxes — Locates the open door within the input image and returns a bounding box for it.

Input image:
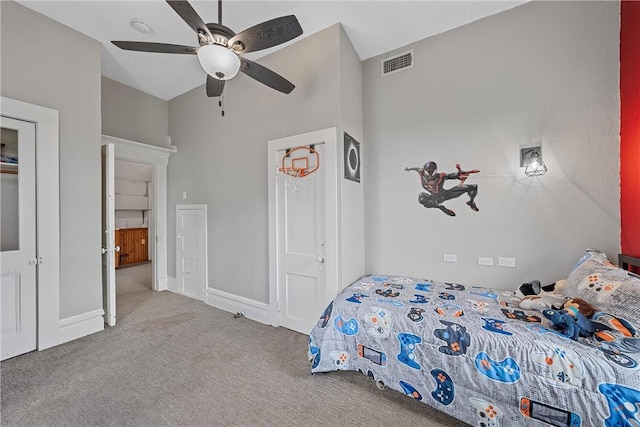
[101,143,117,326]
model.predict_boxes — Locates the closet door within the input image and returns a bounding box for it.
[1,116,37,360]
[268,128,338,335]
[176,205,207,301]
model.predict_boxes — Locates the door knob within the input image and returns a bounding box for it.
[102,246,121,255]
[316,256,325,264]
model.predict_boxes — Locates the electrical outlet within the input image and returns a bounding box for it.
[443,254,458,263]
[498,257,516,268]
[478,257,494,266]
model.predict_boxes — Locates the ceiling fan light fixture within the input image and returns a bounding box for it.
[197,44,240,80]
[113,1,302,97]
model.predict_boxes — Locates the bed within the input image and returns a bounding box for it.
[309,250,640,426]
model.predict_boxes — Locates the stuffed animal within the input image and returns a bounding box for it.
[503,279,568,309]
[542,308,602,341]
[515,279,566,298]
[543,279,566,294]
[563,298,596,319]
[517,280,541,297]
[519,294,568,311]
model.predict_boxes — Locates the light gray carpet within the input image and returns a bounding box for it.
[1,263,469,426]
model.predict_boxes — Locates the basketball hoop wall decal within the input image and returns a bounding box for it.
[344,133,360,182]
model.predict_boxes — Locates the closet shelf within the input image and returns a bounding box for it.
[115,194,148,210]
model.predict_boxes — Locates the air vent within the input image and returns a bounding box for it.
[382,50,413,76]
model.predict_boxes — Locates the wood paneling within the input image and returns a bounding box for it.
[116,228,148,267]
[115,229,122,268]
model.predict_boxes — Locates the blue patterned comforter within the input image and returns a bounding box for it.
[309,272,640,426]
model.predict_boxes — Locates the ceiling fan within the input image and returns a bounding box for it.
[112,0,303,97]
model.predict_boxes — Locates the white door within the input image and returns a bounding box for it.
[268,128,338,335]
[1,116,37,360]
[176,205,207,301]
[101,143,117,326]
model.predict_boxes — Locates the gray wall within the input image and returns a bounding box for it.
[338,26,365,288]
[362,1,620,289]
[1,1,103,318]
[102,77,170,147]
[168,24,345,303]
[1,0,620,325]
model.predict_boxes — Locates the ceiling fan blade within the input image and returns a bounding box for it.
[166,1,213,41]
[112,41,197,54]
[239,58,294,94]
[229,15,302,54]
[206,75,225,97]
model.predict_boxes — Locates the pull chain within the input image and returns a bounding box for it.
[219,94,225,117]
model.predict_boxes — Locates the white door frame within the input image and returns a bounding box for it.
[1,96,60,351]
[267,127,339,327]
[101,135,176,292]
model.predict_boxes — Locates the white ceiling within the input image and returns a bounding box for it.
[17,0,527,101]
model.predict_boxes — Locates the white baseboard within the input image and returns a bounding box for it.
[205,287,271,325]
[166,276,271,325]
[167,276,176,292]
[57,308,104,346]
[156,274,169,291]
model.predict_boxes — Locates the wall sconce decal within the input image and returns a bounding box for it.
[520,146,548,177]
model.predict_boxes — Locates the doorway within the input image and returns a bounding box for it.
[114,159,153,266]
[101,135,175,326]
[114,159,154,317]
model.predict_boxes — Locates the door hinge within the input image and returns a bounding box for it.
[29,257,43,266]
[277,301,281,312]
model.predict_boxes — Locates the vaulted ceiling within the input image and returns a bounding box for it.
[17,1,527,100]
